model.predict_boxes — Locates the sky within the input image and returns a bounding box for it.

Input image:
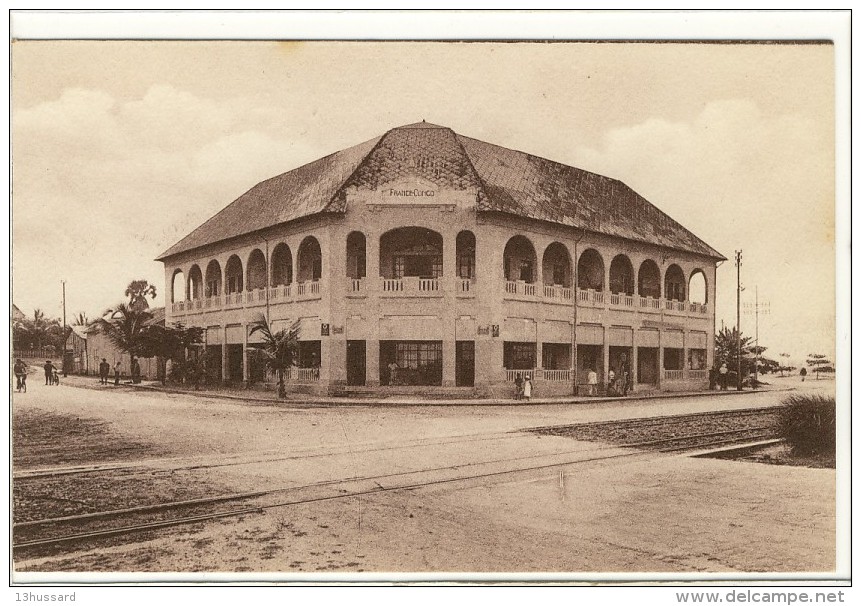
[10,33,839,365]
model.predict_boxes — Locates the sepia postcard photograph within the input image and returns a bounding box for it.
[6,9,851,591]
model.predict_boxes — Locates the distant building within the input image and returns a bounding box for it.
[158,122,723,396]
[12,304,26,323]
[64,325,88,374]
[85,307,165,381]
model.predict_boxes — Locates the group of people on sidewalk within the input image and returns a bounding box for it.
[583,358,632,397]
[513,374,533,401]
[97,357,142,385]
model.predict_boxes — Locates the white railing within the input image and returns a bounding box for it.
[543,285,573,301]
[281,284,292,298]
[172,301,185,313]
[245,291,256,304]
[226,293,242,306]
[505,369,536,382]
[504,280,538,297]
[204,296,221,309]
[418,278,439,292]
[458,278,474,294]
[609,292,635,307]
[350,278,364,292]
[665,299,686,312]
[541,369,573,382]
[689,369,708,380]
[193,299,203,310]
[297,280,321,297]
[268,287,279,300]
[382,278,403,292]
[639,296,660,309]
[257,288,267,301]
[664,369,685,381]
[296,368,321,383]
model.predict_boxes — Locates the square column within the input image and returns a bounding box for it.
[242,323,249,384]
[366,339,380,387]
[442,339,456,387]
[221,326,229,382]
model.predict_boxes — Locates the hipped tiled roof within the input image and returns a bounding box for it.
[157,122,724,261]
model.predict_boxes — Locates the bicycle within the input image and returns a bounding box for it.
[15,374,27,393]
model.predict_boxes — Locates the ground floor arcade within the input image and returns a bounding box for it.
[198,325,711,396]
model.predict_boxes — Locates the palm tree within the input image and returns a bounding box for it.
[248,313,300,399]
[125,280,157,311]
[94,303,153,358]
[73,312,89,326]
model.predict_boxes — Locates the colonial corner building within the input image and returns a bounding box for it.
[158,122,724,396]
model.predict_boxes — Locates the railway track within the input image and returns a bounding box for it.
[13,410,780,555]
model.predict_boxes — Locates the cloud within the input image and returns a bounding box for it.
[572,99,835,356]
[11,84,308,318]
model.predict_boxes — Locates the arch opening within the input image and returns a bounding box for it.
[456,230,476,279]
[246,249,267,291]
[503,235,538,283]
[638,259,661,298]
[187,265,203,300]
[171,269,186,303]
[380,227,443,279]
[609,254,635,295]
[542,242,572,287]
[689,270,708,304]
[297,236,322,282]
[205,260,222,297]
[577,249,605,291]
[270,243,293,286]
[664,264,686,301]
[225,255,244,294]
[346,232,367,279]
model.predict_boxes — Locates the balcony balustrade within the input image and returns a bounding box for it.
[505,369,573,382]
[664,369,686,381]
[543,284,573,301]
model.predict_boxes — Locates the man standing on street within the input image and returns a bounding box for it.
[43,360,54,386]
[99,358,110,385]
[113,360,122,386]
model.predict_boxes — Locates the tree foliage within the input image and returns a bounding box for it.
[248,313,300,399]
[93,304,153,358]
[12,308,65,353]
[125,279,158,310]
[714,327,755,376]
[806,353,834,379]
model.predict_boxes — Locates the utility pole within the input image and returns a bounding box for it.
[62,280,67,377]
[735,250,742,391]
[744,289,770,388]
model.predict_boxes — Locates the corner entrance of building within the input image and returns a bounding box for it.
[380,340,442,386]
[226,344,243,383]
[637,347,659,385]
[455,341,475,387]
[346,340,366,386]
[609,346,633,391]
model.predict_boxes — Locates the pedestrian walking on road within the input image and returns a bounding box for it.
[514,374,523,400]
[131,357,141,384]
[800,367,807,382]
[43,360,54,386]
[523,375,533,401]
[99,358,110,385]
[114,361,121,386]
[587,367,598,396]
[719,363,729,390]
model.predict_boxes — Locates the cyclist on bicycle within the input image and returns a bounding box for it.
[14,359,27,392]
